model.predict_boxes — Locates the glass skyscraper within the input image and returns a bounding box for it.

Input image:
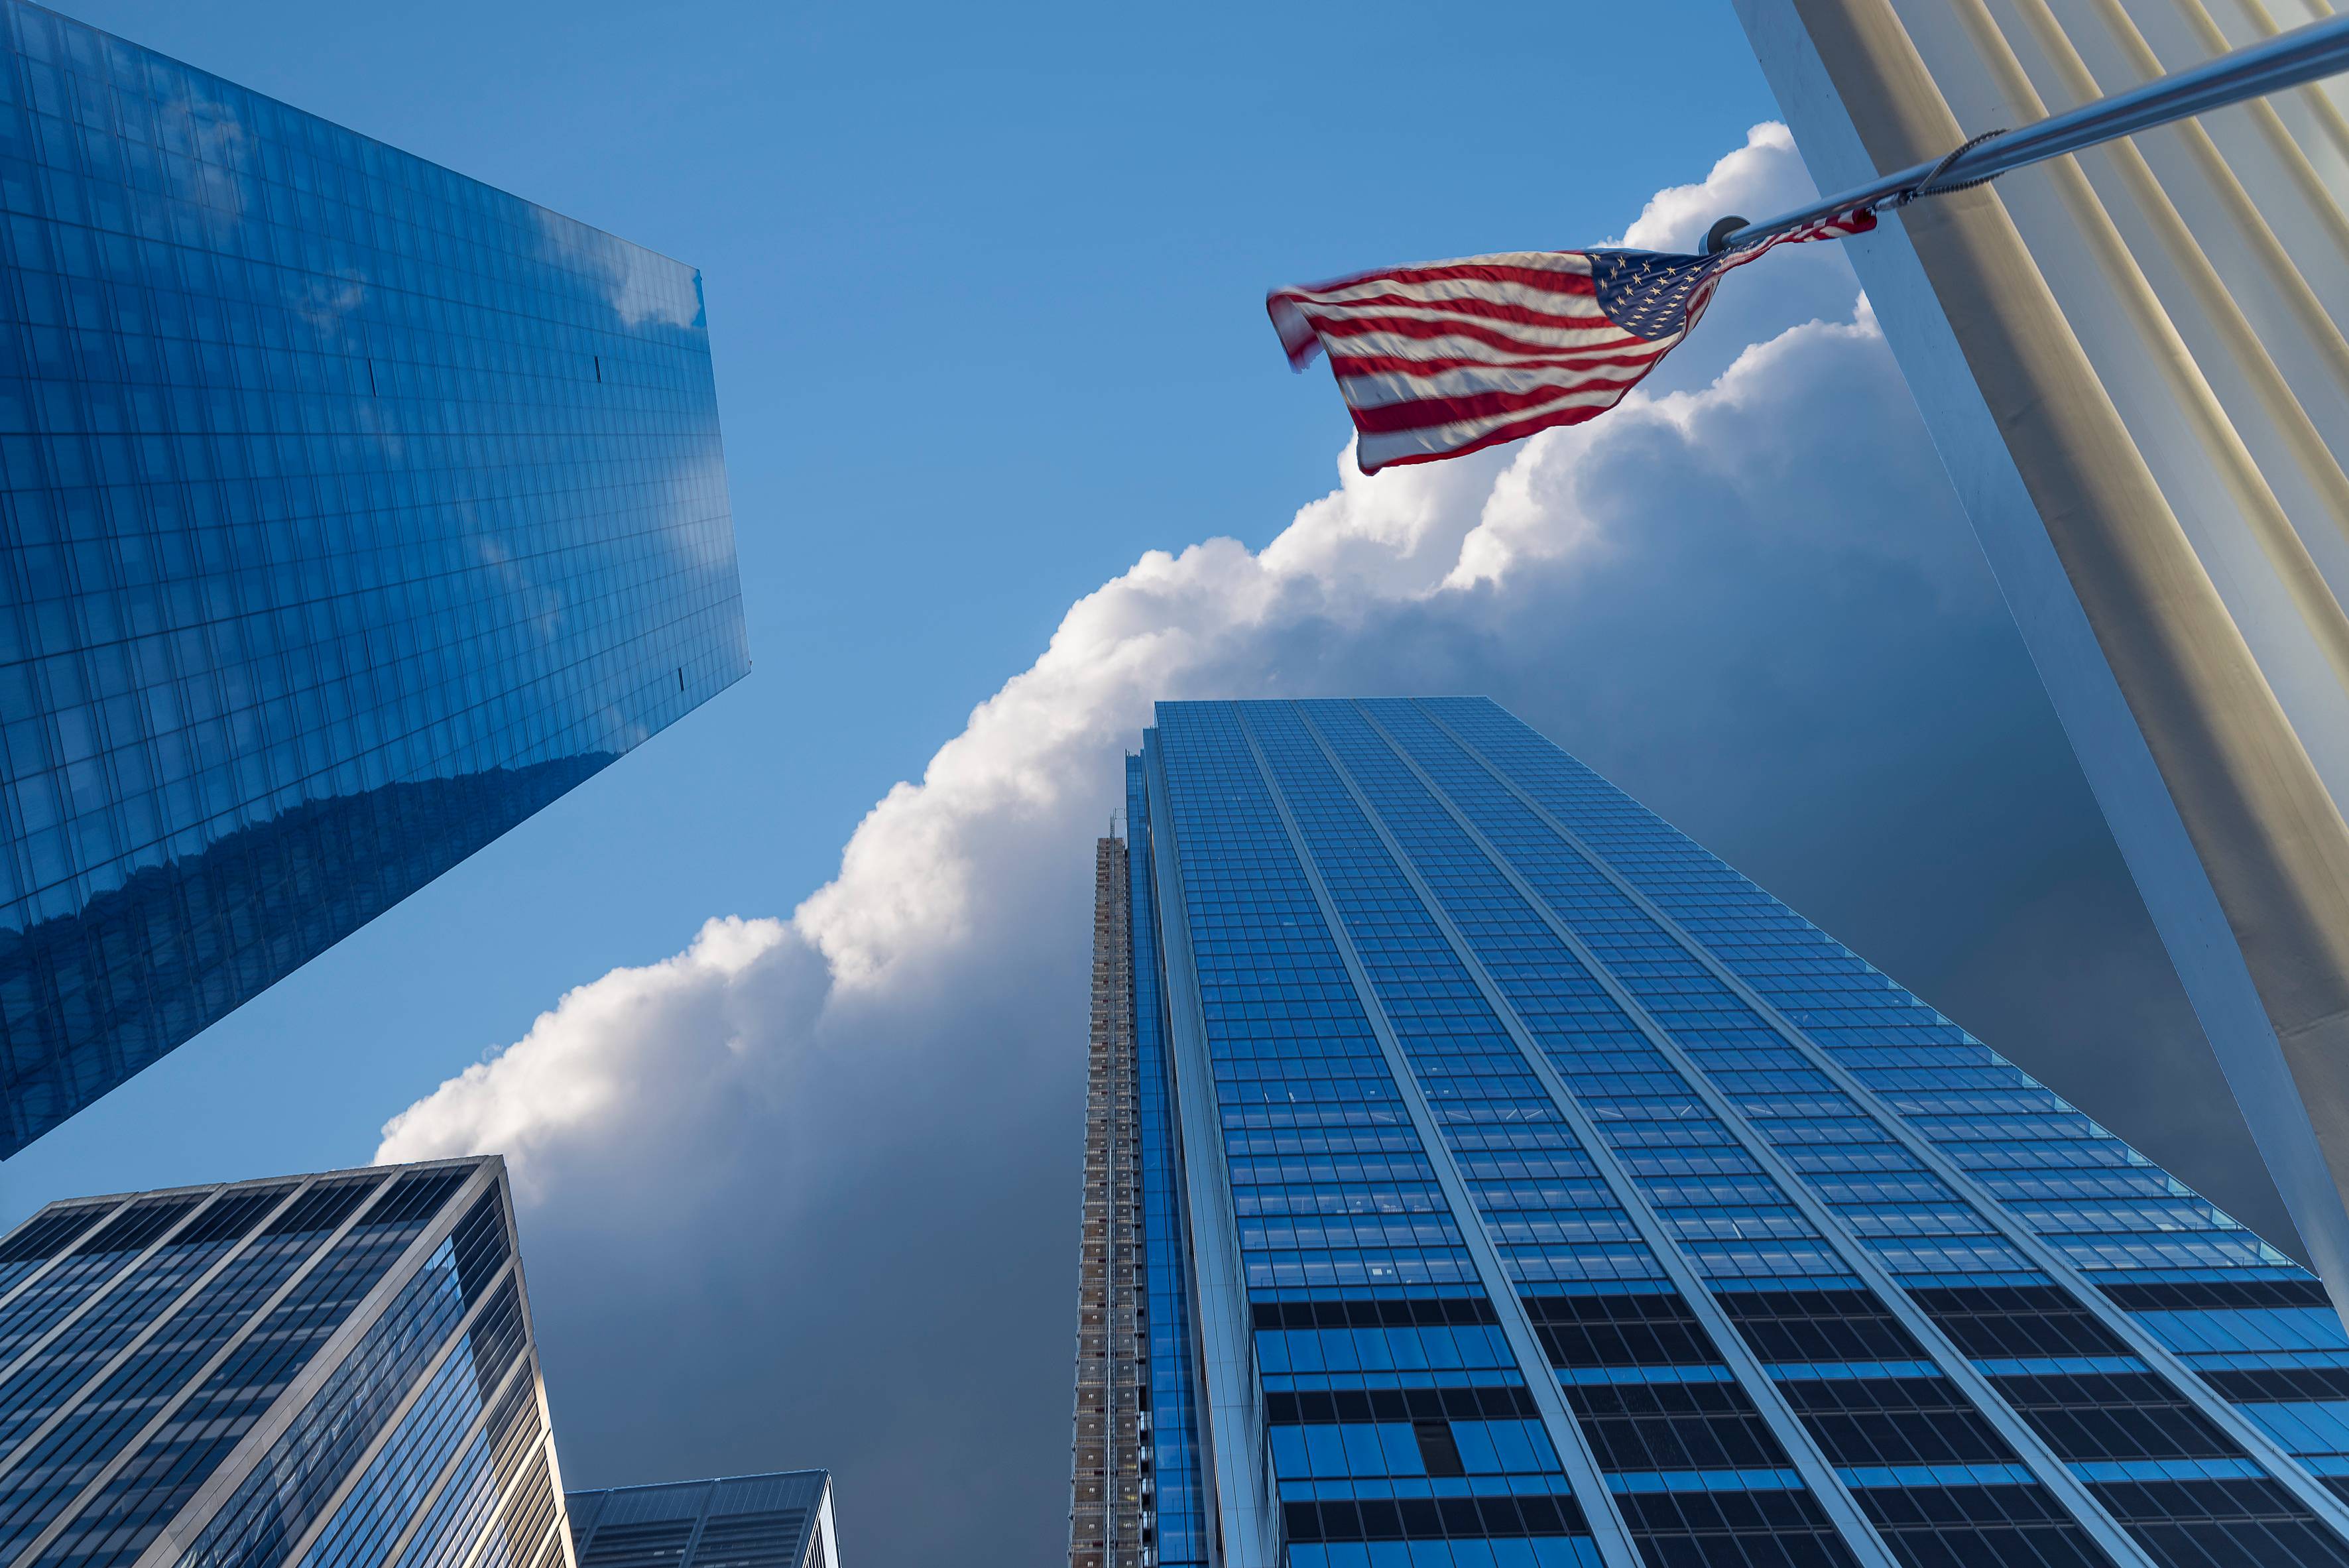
[566,1472,838,1568]
[0,1155,565,1568]
[0,0,751,1153]
[1086,696,2349,1568]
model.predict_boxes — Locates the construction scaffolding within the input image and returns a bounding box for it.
[1069,835,1151,1568]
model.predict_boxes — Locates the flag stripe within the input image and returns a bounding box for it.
[1335,355,1669,411]
[1303,314,1654,359]
[1270,209,1875,471]
[1328,345,1675,387]
[1282,256,1598,299]
[1357,400,1623,472]
[1297,290,1618,333]
[1347,378,1632,435]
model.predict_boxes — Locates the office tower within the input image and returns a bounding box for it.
[1732,0,2349,1316]
[0,0,750,1153]
[566,1473,838,1568]
[1094,695,2349,1568]
[0,1155,566,1568]
[1071,837,1146,1568]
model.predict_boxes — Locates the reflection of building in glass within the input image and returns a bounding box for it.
[0,1157,566,1568]
[567,1474,839,1568]
[1107,697,2349,1567]
[0,0,750,1152]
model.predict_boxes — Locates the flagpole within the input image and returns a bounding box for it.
[1713,10,2349,251]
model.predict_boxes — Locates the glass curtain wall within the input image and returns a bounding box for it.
[0,1157,569,1568]
[566,1472,837,1568]
[0,0,751,1151]
[1128,697,2349,1568]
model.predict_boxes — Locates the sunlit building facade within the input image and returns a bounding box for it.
[1733,0,2349,1327]
[0,0,750,1153]
[1101,697,2349,1567]
[566,1473,839,1568]
[0,1156,565,1568]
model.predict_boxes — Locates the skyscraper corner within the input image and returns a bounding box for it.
[1085,696,2349,1567]
[0,1155,568,1568]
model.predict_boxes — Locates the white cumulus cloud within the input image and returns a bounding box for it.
[380,292,1919,1178]
[372,129,2240,1567]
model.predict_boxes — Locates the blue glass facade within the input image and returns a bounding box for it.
[0,1158,567,1568]
[0,0,750,1152]
[566,1471,838,1568]
[1122,697,2349,1568]
[1130,756,1209,1568]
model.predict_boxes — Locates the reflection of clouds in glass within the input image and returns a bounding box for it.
[0,0,749,1153]
[156,91,254,227]
[534,209,701,332]
[296,271,369,337]
[353,395,404,462]
[473,530,567,647]
[658,449,741,577]
[590,705,657,758]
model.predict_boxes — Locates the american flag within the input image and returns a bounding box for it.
[1266,210,1876,473]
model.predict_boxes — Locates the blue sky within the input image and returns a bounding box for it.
[0,4,2284,1565]
[1,0,1791,1202]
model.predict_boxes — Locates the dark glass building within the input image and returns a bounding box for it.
[0,1156,564,1568]
[1088,697,2349,1567]
[0,0,750,1152]
[566,1473,837,1568]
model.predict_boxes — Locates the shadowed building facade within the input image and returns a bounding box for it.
[1094,697,2349,1567]
[0,1156,564,1568]
[0,0,750,1153]
[565,1474,837,1568]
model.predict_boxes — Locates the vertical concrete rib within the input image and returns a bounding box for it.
[1228,706,1647,1568]
[1341,701,2163,1567]
[1937,0,2349,692]
[1417,697,2349,1534]
[2151,0,2349,273]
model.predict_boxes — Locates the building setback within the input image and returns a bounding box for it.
[1092,697,2349,1567]
[0,0,750,1153]
[0,1156,563,1568]
[566,1473,837,1568]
